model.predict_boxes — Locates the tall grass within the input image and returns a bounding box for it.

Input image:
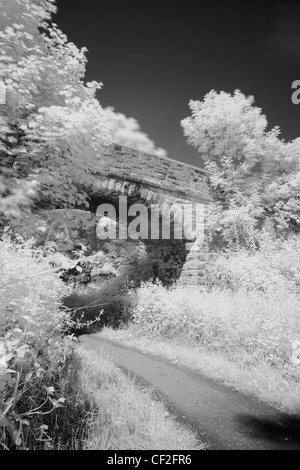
[205,233,300,294]
[100,236,300,413]
[131,282,300,376]
[77,347,204,450]
[0,236,88,450]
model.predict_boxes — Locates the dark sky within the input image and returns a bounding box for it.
[54,0,300,168]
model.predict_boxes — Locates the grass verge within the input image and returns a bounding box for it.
[97,326,300,416]
[76,346,204,450]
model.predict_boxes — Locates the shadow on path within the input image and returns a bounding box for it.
[79,334,300,450]
[235,415,300,448]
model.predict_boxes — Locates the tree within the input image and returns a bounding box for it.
[262,137,300,232]
[181,90,277,198]
[181,90,300,247]
[0,0,165,220]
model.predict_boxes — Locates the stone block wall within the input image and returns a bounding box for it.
[88,143,215,286]
[145,240,187,285]
[94,144,213,204]
[178,247,211,285]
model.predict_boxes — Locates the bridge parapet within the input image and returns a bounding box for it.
[94,144,213,204]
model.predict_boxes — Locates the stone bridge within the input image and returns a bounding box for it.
[85,144,214,285]
[1,82,214,285]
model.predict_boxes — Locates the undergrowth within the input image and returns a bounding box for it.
[0,236,90,450]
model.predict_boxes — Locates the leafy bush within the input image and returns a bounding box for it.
[0,236,90,450]
[205,233,300,293]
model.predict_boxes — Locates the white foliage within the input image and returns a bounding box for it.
[182,89,300,241]
[0,0,166,215]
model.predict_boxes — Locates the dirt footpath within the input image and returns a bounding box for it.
[79,334,300,450]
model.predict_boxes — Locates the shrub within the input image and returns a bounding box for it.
[0,236,88,450]
[205,232,300,293]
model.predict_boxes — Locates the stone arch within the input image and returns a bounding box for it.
[88,175,208,285]
[89,175,204,242]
